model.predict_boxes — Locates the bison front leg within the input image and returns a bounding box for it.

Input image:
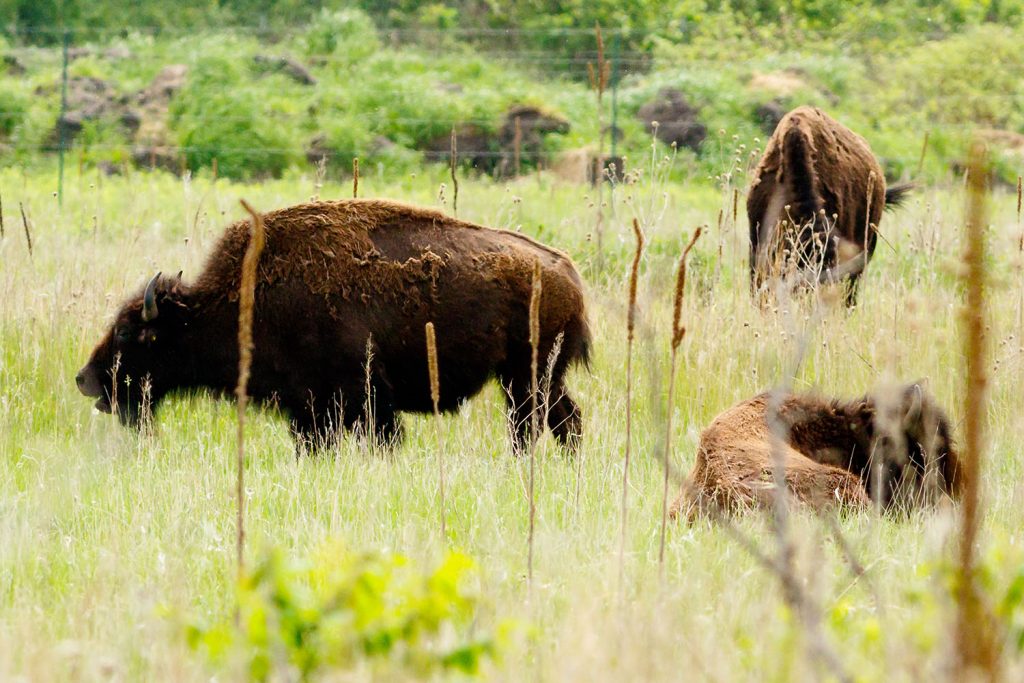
[501,380,538,456]
[501,378,582,455]
[547,390,582,453]
[286,392,344,455]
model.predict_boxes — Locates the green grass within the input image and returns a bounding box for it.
[3,158,1024,680]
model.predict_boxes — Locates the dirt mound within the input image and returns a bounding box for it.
[424,105,570,177]
[551,147,624,185]
[49,76,138,144]
[753,99,787,135]
[132,65,189,172]
[748,70,809,97]
[636,88,706,151]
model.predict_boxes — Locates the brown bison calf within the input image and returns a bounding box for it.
[77,199,591,452]
[747,106,911,304]
[670,383,961,521]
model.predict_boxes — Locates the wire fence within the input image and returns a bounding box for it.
[0,21,1019,193]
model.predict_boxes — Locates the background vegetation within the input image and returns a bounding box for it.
[0,3,1022,183]
[2,2,1024,680]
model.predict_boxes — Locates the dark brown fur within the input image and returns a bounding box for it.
[76,199,591,452]
[670,383,961,521]
[747,106,907,304]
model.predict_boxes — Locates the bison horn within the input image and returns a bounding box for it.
[142,272,161,322]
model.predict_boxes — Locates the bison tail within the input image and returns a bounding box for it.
[884,182,914,210]
[780,123,824,223]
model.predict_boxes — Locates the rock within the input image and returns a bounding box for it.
[422,105,569,177]
[66,47,92,61]
[552,147,625,185]
[3,54,26,75]
[748,70,809,97]
[132,146,182,174]
[306,133,330,165]
[754,100,788,135]
[253,55,317,86]
[103,46,133,61]
[636,88,706,151]
[137,65,188,108]
[49,76,138,145]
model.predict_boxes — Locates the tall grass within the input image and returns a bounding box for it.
[3,163,1024,680]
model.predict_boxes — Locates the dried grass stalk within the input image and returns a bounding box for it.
[352,157,359,198]
[425,321,446,540]
[235,199,266,576]
[19,201,31,258]
[916,130,930,177]
[954,141,1001,679]
[659,227,703,577]
[450,128,459,216]
[527,259,542,592]
[619,218,644,598]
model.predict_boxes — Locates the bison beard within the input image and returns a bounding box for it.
[76,199,591,453]
[747,105,910,305]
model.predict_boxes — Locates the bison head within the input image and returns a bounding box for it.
[867,381,961,508]
[76,272,189,426]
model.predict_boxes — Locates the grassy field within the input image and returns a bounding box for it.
[3,156,1024,681]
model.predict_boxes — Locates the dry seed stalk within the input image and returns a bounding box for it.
[236,199,267,577]
[659,227,703,578]
[954,141,1001,679]
[916,130,930,178]
[527,259,542,594]
[619,218,644,599]
[352,157,359,198]
[19,201,31,258]
[0,189,4,239]
[513,117,522,178]
[450,127,459,216]
[425,322,446,540]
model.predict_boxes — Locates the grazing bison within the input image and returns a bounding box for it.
[747,105,911,304]
[76,199,591,452]
[670,382,961,521]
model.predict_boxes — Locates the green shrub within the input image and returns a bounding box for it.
[186,544,498,681]
[170,54,304,179]
[0,80,29,137]
[303,8,380,61]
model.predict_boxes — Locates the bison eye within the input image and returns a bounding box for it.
[115,327,132,343]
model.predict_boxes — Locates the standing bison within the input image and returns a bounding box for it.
[76,199,591,452]
[670,382,961,521]
[747,105,911,304]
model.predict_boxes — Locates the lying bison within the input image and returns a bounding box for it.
[747,105,911,304]
[670,382,960,521]
[76,199,591,452]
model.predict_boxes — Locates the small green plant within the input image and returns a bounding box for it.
[185,543,497,681]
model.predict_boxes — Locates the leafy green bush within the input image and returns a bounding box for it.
[170,54,305,179]
[0,80,28,137]
[186,544,498,681]
[303,7,381,61]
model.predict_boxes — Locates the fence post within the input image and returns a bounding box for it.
[58,29,70,207]
[610,32,621,164]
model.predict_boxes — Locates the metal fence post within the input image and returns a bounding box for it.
[58,29,70,207]
[610,32,621,164]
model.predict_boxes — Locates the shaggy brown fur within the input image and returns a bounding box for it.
[670,383,961,521]
[747,106,910,304]
[76,199,591,452]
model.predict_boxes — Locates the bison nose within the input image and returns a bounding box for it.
[76,369,99,397]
